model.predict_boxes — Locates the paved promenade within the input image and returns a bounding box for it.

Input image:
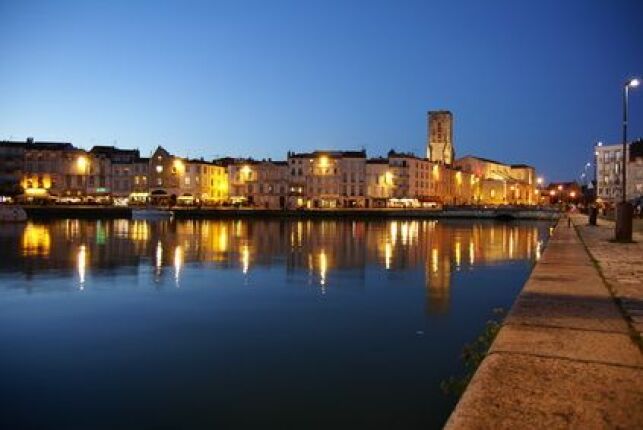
[446,216,643,429]
[574,214,643,339]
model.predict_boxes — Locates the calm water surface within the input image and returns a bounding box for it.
[0,218,551,429]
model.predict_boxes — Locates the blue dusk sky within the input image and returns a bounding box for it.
[1,0,642,181]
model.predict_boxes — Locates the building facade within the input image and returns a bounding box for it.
[427,110,454,165]
[287,150,367,208]
[595,140,643,204]
[455,156,536,205]
[90,146,149,201]
[227,159,287,209]
[149,146,228,205]
[0,140,26,198]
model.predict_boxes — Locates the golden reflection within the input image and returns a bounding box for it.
[114,219,129,238]
[155,240,163,277]
[385,242,392,270]
[174,245,183,286]
[240,244,250,274]
[21,223,51,257]
[131,221,150,241]
[319,250,328,288]
[77,245,87,289]
[431,248,439,273]
[65,219,80,240]
[218,226,228,252]
[26,219,549,309]
[469,240,475,265]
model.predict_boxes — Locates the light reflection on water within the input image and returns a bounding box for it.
[0,218,551,429]
[3,219,544,300]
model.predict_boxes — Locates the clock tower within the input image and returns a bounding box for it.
[427,110,454,165]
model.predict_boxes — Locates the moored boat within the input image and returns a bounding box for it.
[0,206,27,222]
[131,208,173,220]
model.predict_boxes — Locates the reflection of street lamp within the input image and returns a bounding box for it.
[615,78,639,242]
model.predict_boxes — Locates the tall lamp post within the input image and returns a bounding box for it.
[615,78,640,242]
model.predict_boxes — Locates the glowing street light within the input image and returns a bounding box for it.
[536,177,543,185]
[615,77,640,242]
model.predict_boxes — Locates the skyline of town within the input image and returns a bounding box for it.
[2,1,642,183]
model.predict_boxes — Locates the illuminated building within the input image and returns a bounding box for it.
[226,159,288,209]
[89,146,149,201]
[454,156,536,205]
[20,139,77,201]
[595,140,643,204]
[427,110,455,165]
[364,151,479,207]
[365,158,392,207]
[286,150,367,208]
[149,146,228,205]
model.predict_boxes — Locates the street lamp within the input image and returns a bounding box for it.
[615,77,640,242]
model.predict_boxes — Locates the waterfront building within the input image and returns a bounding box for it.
[287,150,367,208]
[149,146,228,205]
[0,140,26,198]
[20,138,79,201]
[454,156,536,205]
[595,139,643,204]
[365,158,393,207]
[387,150,437,206]
[226,159,287,209]
[89,146,149,202]
[427,110,454,165]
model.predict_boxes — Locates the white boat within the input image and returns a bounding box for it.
[0,206,27,222]
[131,208,173,220]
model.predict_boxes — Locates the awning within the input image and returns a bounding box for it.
[418,196,443,203]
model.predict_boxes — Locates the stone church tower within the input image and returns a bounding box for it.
[427,110,454,165]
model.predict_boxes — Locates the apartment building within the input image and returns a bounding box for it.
[227,159,288,209]
[595,140,643,204]
[0,140,26,198]
[149,146,228,205]
[287,150,367,208]
[89,146,149,200]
